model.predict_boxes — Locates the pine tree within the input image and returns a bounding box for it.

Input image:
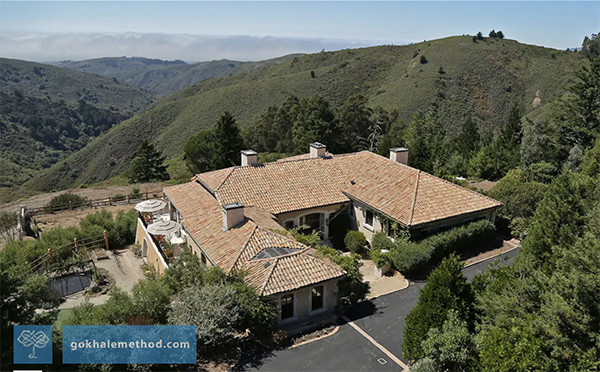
[184,129,216,174]
[291,94,339,154]
[555,57,600,150]
[402,255,474,361]
[337,94,373,152]
[129,140,169,183]
[211,112,244,170]
[456,115,480,158]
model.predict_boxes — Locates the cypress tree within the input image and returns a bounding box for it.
[211,112,244,170]
[402,255,474,361]
[129,140,169,183]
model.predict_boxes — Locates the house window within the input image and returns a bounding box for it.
[283,220,294,230]
[299,213,324,235]
[281,294,294,320]
[311,286,324,311]
[365,210,374,228]
[385,220,394,238]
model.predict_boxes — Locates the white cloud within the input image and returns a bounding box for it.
[0,33,380,62]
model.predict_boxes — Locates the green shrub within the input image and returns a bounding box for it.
[290,228,321,248]
[111,193,126,202]
[390,220,496,275]
[45,193,88,212]
[315,245,367,306]
[132,243,142,258]
[509,217,530,239]
[420,55,428,64]
[344,231,367,254]
[129,187,142,199]
[370,232,395,268]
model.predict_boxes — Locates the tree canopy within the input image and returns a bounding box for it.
[128,140,169,183]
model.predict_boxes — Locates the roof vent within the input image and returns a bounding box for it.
[349,180,356,186]
[310,142,327,158]
[222,202,245,230]
[241,150,258,166]
[263,262,271,268]
[389,147,409,165]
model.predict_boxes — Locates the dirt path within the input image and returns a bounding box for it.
[35,205,136,231]
[0,182,168,214]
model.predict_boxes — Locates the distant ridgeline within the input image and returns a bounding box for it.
[2,35,589,203]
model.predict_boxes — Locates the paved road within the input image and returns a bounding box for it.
[238,248,518,372]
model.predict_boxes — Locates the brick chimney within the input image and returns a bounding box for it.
[310,142,327,158]
[389,147,409,165]
[241,150,258,166]
[222,202,245,230]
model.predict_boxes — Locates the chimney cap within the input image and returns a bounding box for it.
[222,202,244,210]
[310,142,327,149]
[390,147,408,152]
[240,150,257,156]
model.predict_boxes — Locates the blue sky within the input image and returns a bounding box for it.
[0,1,598,61]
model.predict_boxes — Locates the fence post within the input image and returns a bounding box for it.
[127,194,130,204]
[74,237,78,251]
[69,201,73,210]
[49,204,52,214]
[108,196,111,206]
[103,230,110,250]
[89,199,93,209]
[145,189,148,200]
[48,248,53,261]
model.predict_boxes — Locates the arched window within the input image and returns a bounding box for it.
[142,239,148,258]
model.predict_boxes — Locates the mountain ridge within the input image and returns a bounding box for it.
[6,36,587,201]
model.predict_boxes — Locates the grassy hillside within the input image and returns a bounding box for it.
[53,55,301,96]
[0,58,154,112]
[19,36,587,195]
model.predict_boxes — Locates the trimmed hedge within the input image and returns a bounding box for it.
[390,220,496,275]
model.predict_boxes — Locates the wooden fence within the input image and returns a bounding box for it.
[29,232,109,274]
[29,189,165,216]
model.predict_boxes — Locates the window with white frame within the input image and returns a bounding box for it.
[365,210,374,229]
[281,294,294,320]
[311,285,324,311]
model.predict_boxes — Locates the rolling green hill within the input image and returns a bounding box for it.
[16,36,587,197]
[0,58,156,201]
[0,58,154,112]
[53,55,301,96]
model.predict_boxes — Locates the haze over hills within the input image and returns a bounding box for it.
[53,55,301,96]
[15,35,585,198]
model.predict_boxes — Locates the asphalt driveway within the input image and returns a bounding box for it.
[238,248,518,372]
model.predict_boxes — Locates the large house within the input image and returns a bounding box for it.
[135,143,501,326]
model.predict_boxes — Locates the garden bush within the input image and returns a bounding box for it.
[45,193,88,212]
[370,232,395,268]
[111,193,126,202]
[344,230,367,254]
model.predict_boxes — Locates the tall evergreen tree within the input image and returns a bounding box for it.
[402,255,474,361]
[129,140,169,183]
[291,94,339,154]
[555,57,600,150]
[184,129,216,174]
[211,112,244,170]
[337,94,373,152]
[456,115,480,159]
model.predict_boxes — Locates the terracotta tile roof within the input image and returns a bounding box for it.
[164,183,344,296]
[195,151,501,226]
[163,182,221,217]
[243,248,345,297]
[276,152,335,162]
